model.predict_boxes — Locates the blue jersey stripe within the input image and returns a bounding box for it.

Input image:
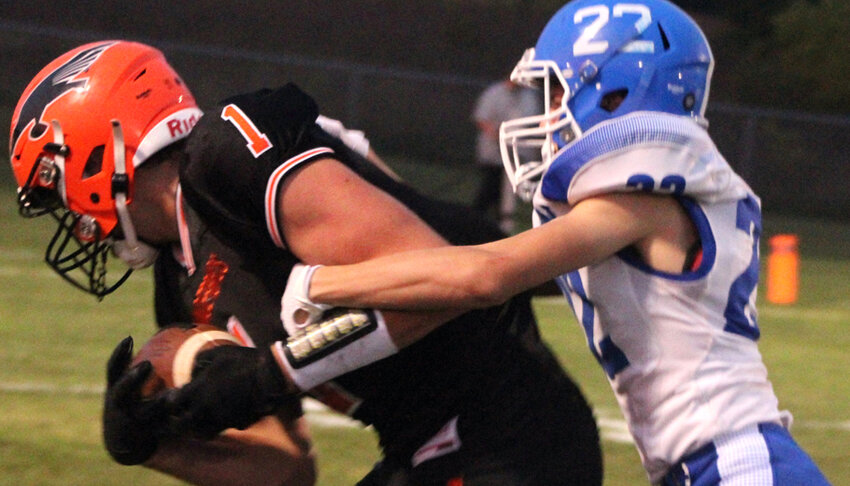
[541,113,703,201]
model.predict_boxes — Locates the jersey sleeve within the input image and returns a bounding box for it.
[180,84,335,249]
[540,112,751,206]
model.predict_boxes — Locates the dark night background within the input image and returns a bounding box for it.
[1,0,848,219]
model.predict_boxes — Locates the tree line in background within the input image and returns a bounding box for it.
[2,0,846,116]
[2,0,847,220]
[730,0,849,113]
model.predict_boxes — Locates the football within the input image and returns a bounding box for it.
[131,323,242,396]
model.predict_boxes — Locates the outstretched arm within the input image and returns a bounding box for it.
[278,157,465,347]
[305,192,668,311]
[163,175,688,439]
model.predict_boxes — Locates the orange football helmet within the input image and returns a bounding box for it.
[9,40,203,297]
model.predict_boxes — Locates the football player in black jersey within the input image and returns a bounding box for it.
[9,41,602,485]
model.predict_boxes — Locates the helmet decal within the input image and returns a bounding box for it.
[499,0,713,200]
[8,40,199,298]
[10,42,115,156]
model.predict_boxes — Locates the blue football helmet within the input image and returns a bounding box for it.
[500,0,714,199]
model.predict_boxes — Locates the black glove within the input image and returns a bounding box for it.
[102,336,170,465]
[166,345,293,439]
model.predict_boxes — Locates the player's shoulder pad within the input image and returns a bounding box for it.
[178,84,329,250]
[540,112,737,204]
[183,84,320,174]
[218,84,319,149]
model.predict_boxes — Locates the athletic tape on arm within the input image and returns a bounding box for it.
[270,309,398,390]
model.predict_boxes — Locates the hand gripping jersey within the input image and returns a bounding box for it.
[533,111,788,482]
[156,84,601,483]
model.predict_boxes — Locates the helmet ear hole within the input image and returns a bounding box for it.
[600,89,629,113]
[83,145,105,179]
[658,24,671,51]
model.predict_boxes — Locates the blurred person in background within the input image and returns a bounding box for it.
[471,78,539,233]
[9,40,601,485]
[275,0,833,484]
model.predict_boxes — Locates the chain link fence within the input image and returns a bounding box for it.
[2,19,848,220]
[707,103,850,220]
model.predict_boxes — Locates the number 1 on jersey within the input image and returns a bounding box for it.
[221,104,272,157]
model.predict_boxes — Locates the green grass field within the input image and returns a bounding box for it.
[0,167,848,485]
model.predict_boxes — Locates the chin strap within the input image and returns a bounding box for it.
[49,120,69,206]
[110,120,159,269]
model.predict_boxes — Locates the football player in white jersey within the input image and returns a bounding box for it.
[277,0,832,484]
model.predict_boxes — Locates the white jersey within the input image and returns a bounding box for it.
[533,111,789,482]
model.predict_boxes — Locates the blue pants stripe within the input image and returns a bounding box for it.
[662,423,830,485]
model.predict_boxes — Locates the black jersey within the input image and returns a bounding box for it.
[155,84,601,483]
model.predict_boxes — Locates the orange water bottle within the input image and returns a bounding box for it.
[766,234,799,305]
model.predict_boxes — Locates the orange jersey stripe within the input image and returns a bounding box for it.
[264,147,335,248]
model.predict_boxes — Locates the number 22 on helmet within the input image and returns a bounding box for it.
[499,0,714,200]
[9,40,203,297]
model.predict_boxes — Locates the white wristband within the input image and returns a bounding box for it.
[271,309,398,391]
[281,263,332,336]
